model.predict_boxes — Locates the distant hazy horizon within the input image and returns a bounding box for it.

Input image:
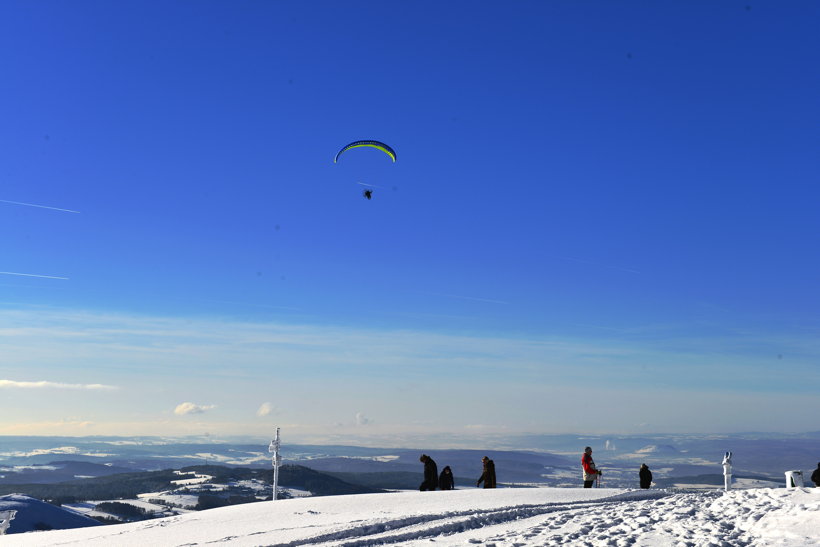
[2,427,819,453]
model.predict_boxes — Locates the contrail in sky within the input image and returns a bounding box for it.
[0,380,117,390]
[420,291,509,305]
[554,255,641,274]
[442,293,508,305]
[0,199,80,214]
[356,182,386,189]
[0,271,69,280]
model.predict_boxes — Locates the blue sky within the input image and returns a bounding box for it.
[1,1,818,443]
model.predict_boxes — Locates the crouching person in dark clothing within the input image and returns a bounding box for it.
[476,456,496,488]
[419,454,438,491]
[439,466,454,490]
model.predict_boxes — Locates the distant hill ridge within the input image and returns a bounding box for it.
[0,461,135,485]
[0,464,383,505]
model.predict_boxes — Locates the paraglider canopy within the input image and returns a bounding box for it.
[334,140,396,163]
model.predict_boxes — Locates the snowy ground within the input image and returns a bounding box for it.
[63,498,178,521]
[136,491,199,509]
[3,487,818,546]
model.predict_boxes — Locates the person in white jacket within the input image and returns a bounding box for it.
[722,451,732,491]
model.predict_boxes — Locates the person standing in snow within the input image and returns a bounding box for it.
[639,463,652,489]
[581,446,602,488]
[439,466,455,490]
[811,462,820,487]
[476,456,496,488]
[722,451,733,491]
[419,454,438,491]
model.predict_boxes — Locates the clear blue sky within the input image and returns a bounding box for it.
[1,1,818,442]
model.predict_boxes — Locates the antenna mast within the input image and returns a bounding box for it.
[269,428,281,500]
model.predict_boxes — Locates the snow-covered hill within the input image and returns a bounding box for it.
[2,487,818,546]
[0,494,101,534]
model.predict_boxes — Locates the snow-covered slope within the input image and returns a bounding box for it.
[0,494,101,534]
[2,487,818,546]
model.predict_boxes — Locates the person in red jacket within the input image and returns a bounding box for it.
[581,446,601,488]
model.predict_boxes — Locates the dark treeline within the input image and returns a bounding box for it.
[0,469,182,505]
[95,501,149,519]
[177,464,383,497]
[196,494,260,510]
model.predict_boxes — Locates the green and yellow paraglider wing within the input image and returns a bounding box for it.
[334,140,397,163]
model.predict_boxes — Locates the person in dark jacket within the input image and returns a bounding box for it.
[419,454,438,491]
[811,462,820,487]
[639,463,652,489]
[476,456,496,488]
[439,466,454,490]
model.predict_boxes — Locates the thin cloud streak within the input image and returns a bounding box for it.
[420,291,509,305]
[1,307,817,437]
[554,255,641,274]
[442,294,509,305]
[0,379,118,390]
[2,308,815,388]
[0,199,80,213]
[0,271,69,280]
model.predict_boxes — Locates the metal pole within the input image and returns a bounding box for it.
[269,427,281,501]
